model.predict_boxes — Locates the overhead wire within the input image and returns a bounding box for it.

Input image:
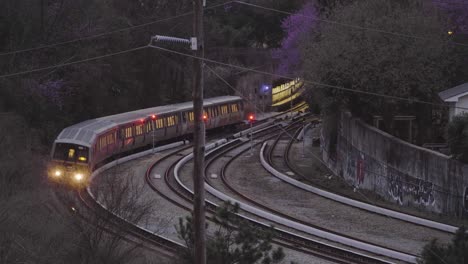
[0,46,148,78]
[234,0,468,48]
[0,1,232,57]
[147,44,468,112]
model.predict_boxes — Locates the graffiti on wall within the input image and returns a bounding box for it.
[343,149,366,186]
[387,167,435,206]
[356,153,365,185]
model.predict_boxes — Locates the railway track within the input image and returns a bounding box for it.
[169,120,406,263]
[262,118,458,235]
[73,104,437,264]
[78,187,185,255]
[144,123,378,263]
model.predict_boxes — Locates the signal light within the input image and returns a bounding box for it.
[248,114,255,121]
[203,115,208,120]
[151,115,156,119]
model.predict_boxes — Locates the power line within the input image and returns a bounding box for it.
[3,42,464,113]
[234,1,468,48]
[0,1,231,57]
[148,44,468,111]
[0,46,148,78]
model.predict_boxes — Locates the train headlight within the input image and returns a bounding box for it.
[54,170,62,177]
[74,173,84,182]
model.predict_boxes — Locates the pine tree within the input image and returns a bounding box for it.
[419,227,468,264]
[176,201,285,264]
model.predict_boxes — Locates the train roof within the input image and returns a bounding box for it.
[55,96,242,147]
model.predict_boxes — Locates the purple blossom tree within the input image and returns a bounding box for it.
[273,2,318,75]
[433,0,468,34]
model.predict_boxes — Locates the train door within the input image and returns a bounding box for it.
[203,109,210,129]
[153,116,166,141]
[212,105,219,128]
[107,130,117,154]
[165,115,176,140]
[120,125,134,151]
[181,111,188,135]
[187,111,195,133]
[135,123,145,146]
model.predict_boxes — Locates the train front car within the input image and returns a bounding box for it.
[49,141,91,186]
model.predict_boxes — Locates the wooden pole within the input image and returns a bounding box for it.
[192,0,206,263]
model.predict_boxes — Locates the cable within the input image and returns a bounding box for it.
[234,1,468,48]
[148,44,468,112]
[0,46,148,79]
[0,1,232,57]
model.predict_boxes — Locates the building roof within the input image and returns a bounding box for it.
[438,82,468,101]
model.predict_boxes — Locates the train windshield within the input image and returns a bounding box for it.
[53,143,89,164]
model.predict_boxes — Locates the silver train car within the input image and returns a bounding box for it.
[48,96,244,185]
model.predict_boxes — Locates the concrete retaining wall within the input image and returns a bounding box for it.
[321,111,468,216]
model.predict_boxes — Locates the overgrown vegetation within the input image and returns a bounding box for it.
[418,227,468,264]
[448,113,468,163]
[176,201,285,264]
[299,0,466,143]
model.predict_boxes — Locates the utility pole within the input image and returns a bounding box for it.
[192,0,206,263]
[148,2,205,261]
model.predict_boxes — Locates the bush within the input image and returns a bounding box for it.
[176,201,285,264]
[447,113,468,163]
[419,227,468,264]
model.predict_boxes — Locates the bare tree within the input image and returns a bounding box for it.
[70,170,166,264]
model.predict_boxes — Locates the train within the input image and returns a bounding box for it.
[48,96,245,186]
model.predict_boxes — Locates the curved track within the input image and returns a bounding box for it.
[173,121,406,263]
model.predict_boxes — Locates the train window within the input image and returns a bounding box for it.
[53,143,89,163]
[189,112,194,122]
[145,122,152,133]
[156,119,164,129]
[124,127,133,138]
[182,112,187,122]
[220,105,228,115]
[107,133,114,145]
[99,136,107,151]
[136,124,143,135]
[167,116,175,127]
[231,104,238,113]
[76,146,88,163]
[68,149,75,159]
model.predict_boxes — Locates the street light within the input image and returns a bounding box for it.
[151,114,157,153]
[248,114,255,156]
[260,84,270,113]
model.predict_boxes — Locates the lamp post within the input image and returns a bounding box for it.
[261,84,270,113]
[248,114,255,156]
[151,115,156,153]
